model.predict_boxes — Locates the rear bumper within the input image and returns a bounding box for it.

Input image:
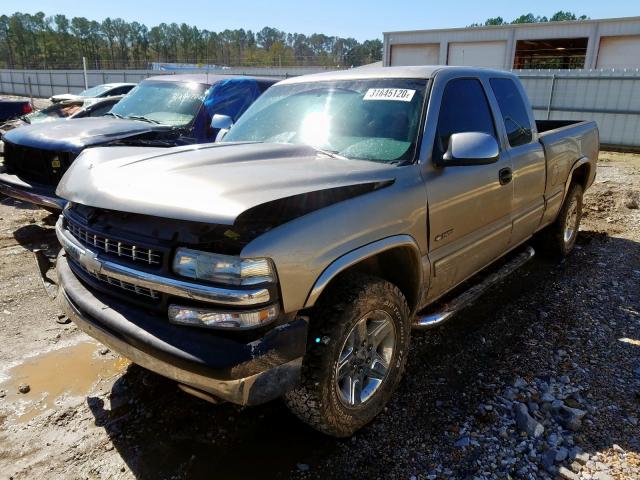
[57,253,308,405]
[0,172,64,210]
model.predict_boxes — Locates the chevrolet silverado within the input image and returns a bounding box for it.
[53,66,598,437]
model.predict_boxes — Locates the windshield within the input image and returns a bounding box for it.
[25,102,83,123]
[224,78,427,163]
[79,85,113,97]
[109,81,207,127]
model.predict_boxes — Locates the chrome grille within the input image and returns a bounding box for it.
[73,260,160,300]
[65,216,162,266]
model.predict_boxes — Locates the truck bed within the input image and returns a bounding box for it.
[535,119,599,229]
[536,119,599,160]
[536,119,587,134]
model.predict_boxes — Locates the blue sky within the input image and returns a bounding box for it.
[1,0,637,41]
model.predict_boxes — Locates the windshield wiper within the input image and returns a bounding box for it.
[103,112,125,119]
[126,115,162,125]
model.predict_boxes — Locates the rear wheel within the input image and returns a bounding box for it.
[538,183,583,258]
[284,274,410,437]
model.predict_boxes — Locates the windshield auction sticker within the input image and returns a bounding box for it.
[363,88,416,102]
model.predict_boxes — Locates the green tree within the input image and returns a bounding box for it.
[0,10,384,69]
[485,17,506,25]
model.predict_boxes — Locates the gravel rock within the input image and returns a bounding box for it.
[623,191,639,209]
[541,448,558,472]
[514,402,544,438]
[556,447,569,462]
[513,377,528,389]
[574,451,590,464]
[559,466,580,480]
[17,384,30,394]
[558,405,588,431]
[592,473,614,480]
[454,436,470,448]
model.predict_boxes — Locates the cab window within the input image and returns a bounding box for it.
[433,78,496,162]
[490,78,533,147]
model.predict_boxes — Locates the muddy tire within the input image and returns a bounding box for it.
[284,274,411,437]
[538,183,583,258]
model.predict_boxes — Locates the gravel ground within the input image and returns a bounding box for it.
[0,151,638,480]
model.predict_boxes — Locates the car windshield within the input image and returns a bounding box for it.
[24,102,83,123]
[79,85,113,97]
[224,78,427,163]
[109,80,207,127]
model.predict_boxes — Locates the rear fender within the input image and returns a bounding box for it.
[563,156,591,201]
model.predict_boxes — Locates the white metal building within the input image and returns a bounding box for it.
[383,16,640,70]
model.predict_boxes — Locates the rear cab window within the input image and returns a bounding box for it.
[433,78,497,162]
[489,78,533,147]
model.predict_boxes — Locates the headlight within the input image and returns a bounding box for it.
[172,248,275,286]
[169,304,279,329]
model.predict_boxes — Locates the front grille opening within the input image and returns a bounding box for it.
[3,141,73,185]
[66,216,162,266]
[70,258,160,301]
[91,270,160,299]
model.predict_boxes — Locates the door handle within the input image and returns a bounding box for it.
[499,167,512,185]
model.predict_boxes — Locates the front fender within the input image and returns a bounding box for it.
[303,235,422,308]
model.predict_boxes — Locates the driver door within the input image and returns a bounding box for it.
[424,77,514,301]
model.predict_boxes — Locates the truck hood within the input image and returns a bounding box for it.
[57,142,397,225]
[2,117,173,152]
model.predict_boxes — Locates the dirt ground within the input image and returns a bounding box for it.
[0,152,639,480]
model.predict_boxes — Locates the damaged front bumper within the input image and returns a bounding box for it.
[0,172,65,211]
[56,253,308,405]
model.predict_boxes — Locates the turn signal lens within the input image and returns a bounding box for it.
[168,304,279,330]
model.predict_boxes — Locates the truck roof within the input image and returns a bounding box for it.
[145,73,280,87]
[277,65,516,85]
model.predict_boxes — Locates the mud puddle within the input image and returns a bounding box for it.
[0,340,129,423]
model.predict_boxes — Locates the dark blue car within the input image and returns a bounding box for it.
[0,74,277,210]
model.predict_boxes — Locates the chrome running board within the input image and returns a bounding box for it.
[415,245,535,329]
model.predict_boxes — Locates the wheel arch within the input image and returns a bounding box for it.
[565,157,592,197]
[304,235,423,313]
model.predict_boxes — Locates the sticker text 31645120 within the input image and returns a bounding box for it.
[363,88,416,102]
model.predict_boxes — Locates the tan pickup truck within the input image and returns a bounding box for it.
[53,66,598,436]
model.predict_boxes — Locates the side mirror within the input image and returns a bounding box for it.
[211,114,233,142]
[437,132,499,166]
[211,113,233,130]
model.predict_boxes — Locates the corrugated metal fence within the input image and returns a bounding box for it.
[516,69,640,148]
[0,67,334,98]
[1,67,640,148]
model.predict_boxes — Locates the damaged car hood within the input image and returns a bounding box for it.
[57,142,398,225]
[2,117,173,153]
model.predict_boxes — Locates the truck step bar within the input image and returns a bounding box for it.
[414,245,535,329]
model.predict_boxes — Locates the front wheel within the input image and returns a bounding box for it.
[284,274,411,437]
[538,183,583,258]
